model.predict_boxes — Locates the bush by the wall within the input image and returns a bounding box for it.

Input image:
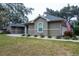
[48,36,52,38]
[64,31,73,37]
[72,35,78,40]
[40,35,45,38]
[64,36,70,39]
[34,35,38,37]
[0,31,10,34]
[56,36,62,39]
[22,34,25,36]
[27,34,31,37]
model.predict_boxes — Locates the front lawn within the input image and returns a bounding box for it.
[0,34,79,56]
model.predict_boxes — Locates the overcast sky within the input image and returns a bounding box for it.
[22,0,79,20]
[1,0,79,20]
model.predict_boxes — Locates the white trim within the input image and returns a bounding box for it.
[37,22,43,33]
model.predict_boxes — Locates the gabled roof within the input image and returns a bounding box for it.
[44,15,64,21]
[29,15,64,23]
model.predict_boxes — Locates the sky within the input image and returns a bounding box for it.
[0,0,79,20]
[23,0,79,20]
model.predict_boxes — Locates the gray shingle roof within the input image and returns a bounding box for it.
[9,23,25,27]
[44,15,64,21]
[29,15,64,23]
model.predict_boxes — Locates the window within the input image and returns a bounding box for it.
[37,22,43,33]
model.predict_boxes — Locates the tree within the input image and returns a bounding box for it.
[44,4,79,37]
[44,4,79,19]
[44,8,60,17]
[0,3,34,29]
[0,4,9,29]
[72,21,79,35]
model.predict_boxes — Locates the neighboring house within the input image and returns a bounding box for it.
[28,15,67,36]
[7,23,25,34]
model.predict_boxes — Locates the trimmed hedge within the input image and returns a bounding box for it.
[56,36,62,39]
[48,36,52,38]
[40,35,45,38]
[22,34,25,36]
[34,35,38,37]
[27,34,31,37]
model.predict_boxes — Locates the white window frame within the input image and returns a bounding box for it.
[37,22,43,33]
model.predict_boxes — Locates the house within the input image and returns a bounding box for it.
[7,23,25,34]
[6,15,67,36]
[28,15,67,36]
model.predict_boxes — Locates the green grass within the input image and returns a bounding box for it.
[0,34,79,56]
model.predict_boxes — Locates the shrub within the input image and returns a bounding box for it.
[34,35,38,37]
[22,34,25,36]
[72,37,78,40]
[0,31,10,34]
[48,36,52,38]
[72,35,78,40]
[73,26,79,35]
[27,34,30,37]
[64,36,70,39]
[64,31,73,37]
[56,36,62,39]
[40,35,45,38]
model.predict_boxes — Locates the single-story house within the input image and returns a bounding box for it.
[7,23,25,34]
[6,15,67,36]
[28,15,67,36]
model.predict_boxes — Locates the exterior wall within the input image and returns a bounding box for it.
[28,24,35,35]
[48,22,63,36]
[62,26,67,35]
[28,18,64,36]
[28,18,48,36]
[34,18,48,36]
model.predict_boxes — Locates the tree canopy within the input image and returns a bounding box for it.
[44,4,79,19]
[0,3,34,29]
